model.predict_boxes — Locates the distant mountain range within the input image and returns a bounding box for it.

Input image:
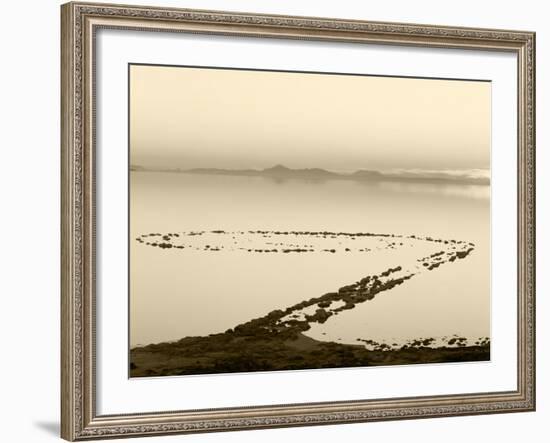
[130,164,490,185]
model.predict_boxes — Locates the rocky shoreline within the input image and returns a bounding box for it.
[130,333,489,377]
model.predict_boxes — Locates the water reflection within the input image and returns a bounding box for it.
[375,180,489,200]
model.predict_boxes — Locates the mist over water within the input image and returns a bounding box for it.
[130,171,490,348]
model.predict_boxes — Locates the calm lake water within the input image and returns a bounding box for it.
[130,171,490,348]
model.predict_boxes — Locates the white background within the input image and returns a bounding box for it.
[0,0,546,442]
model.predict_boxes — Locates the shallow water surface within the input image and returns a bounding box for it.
[130,172,490,349]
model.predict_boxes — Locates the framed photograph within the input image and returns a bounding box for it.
[61,2,536,440]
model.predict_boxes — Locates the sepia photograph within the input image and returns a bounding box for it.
[128,63,491,378]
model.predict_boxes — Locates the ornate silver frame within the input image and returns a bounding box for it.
[61,2,536,440]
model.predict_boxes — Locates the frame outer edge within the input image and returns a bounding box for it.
[517,31,535,411]
[532,32,536,411]
[527,31,536,411]
[60,1,536,439]
[61,2,78,441]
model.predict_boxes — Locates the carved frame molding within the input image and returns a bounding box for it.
[61,2,535,440]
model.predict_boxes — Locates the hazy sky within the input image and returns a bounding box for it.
[130,64,490,171]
